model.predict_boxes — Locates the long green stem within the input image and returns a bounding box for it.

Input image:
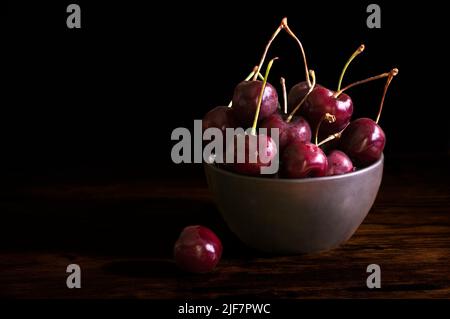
[376,68,398,124]
[286,70,316,123]
[251,57,278,135]
[315,113,336,145]
[337,44,365,92]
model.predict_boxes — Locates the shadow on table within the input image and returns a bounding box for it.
[0,197,257,258]
[102,259,177,278]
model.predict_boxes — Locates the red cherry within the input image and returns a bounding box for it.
[287,81,315,110]
[226,133,278,176]
[231,80,278,127]
[326,150,354,176]
[202,106,236,133]
[301,86,353,137]
[289,45,366,139]
[339,118,385,167]
[259,112,311,151]
[338,68,398,167]
[225,57,279,176]
[281,141,328,178]
[174,226,222,273]
[260,71,315,152]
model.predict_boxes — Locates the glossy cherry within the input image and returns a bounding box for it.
[339,118,385,167]
[291,45,365,138]
[259,112,311,151]
[339,68,398,167]
[326,150,354,176]
[281,141,328,178]
[174,225,222,273]
[226,132,278,176]
[304,66,400,140]
[287,82,320,110]
[203,67,261,134]
[300,86,353,138]
[231,80,278,127]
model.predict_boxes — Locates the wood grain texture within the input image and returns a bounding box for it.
[1,153,449,299]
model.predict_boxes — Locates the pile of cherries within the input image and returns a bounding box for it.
[203,17,398,178]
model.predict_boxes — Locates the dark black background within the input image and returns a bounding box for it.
[3,1,449,181]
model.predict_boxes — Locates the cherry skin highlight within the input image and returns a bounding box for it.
[202,106,236,133]
[339,118,385,167]
[226,133,278,176]
[231,80,278,128]
[300,86,353,138]
[287,81,313,110]
[174,225,223,273]
[281,141,328,178]
[259,112,311,151]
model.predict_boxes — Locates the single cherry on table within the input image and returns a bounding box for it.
[174,225,223,273]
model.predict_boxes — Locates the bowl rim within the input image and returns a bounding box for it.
[205,154,384,183]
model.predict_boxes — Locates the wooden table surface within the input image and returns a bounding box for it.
[1,153,449,299]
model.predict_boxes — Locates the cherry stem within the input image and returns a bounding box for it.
[280,77,287,114]
[251,57,278,135]
[315,113,336,145]
[337,44,365,92]
[252,19,285,81]
[281,17,311,87]
[317,122,350,147]
[376,68,398,124]
[333,70,393,98]
[286,70,316,123]
[228,66,265,108]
